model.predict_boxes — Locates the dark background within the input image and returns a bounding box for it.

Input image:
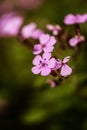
[0,0,87,129]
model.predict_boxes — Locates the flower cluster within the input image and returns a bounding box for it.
[0,12,87,87]
[64,13,87,47]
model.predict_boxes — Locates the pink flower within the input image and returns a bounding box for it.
[52,56,72,77]
[32,53,56,76]
[46,24,62,35]
[32,29,44,40]
[60,56,72,77]
[33,34,56,55]
[47,79,56,88]
[0,12,23,37]
[69,35,85,47]
[64,14,87,25]
[21,23,36,39]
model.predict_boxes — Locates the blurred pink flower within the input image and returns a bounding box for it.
[47,79,56,88]
[32,53,56,76]
[69,35,85,47]
[32,29,44,40]
[33,34,56,55]
[18,0,44,10]
[46,24,62,35]
[64,14,87,25]
[0,12,23,37]
[21,23,37,39]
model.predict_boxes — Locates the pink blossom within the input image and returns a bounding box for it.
[64,14,87,25]
[60,56,72,77]
[47,79,56,88]
[33,34,56,55]
[0,12,23,37]
[32,53,56,76]
[52,56,72,77]
[69,35,85,47]
[21,23,36,39]
[46,24,62,35]
[32,29,44,40]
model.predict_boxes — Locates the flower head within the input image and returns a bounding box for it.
[32,29,44,40]
[64,14,87,25]
[32,53,56,76]
[33,34,56,55]
[52,56,72,77]
[21,23,36,39]
[0,12,23,37]
[60,56,72,77]
[46,24,62,35]
[69,35,85,47]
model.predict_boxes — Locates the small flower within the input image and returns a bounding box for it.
[52,56,72,77]
[64,14,87,25]
[33,34,56,55]
[46,24,62,35]
[32,53,56,76]
[0,12,23,37]
[60,56,72,77]
[47,79,56,88]
[69,35,85,47]
[21,22,36,39]
[32,29,44,40]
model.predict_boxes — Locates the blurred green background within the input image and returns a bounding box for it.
[0,0,87,129]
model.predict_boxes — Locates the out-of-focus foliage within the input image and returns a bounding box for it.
[0,0,87,130]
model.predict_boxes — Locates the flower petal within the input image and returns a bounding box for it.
[32,29,43,40]
[33,44,42,55]
[47,36,56,45]
[46,24,54,30]
[32,66,41,74]
[39,34,50,44]
[43,46,54,53]
[33,55,42,65]
[41,67,51,76]
[21,23,36,38]
[47,58,56,68]
[60,64,72,77]
[64,14,76,25]
[63,56,71,63]
[52,60,62,70]
[42,53,51,61]
[76,14,87,23]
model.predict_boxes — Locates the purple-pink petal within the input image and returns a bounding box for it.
[32,66,41,74]
[60,64,72,77]
[43,46,54,53]
[69,36,85,47]
[33,55,42,65]
[0,12,23,37]
[42,53,51,61]
[63,56,70,63]
[47,58,56,68]
[64,14,76,25]
[21,23,36,38]
[33,44,42,55]
[76,14,87,23]
[32,29,43,40]
[39,34,50,44]
[52,59,62,70]
[41,67,51,76]
[47,36,56,45]
[46,24,54,30]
